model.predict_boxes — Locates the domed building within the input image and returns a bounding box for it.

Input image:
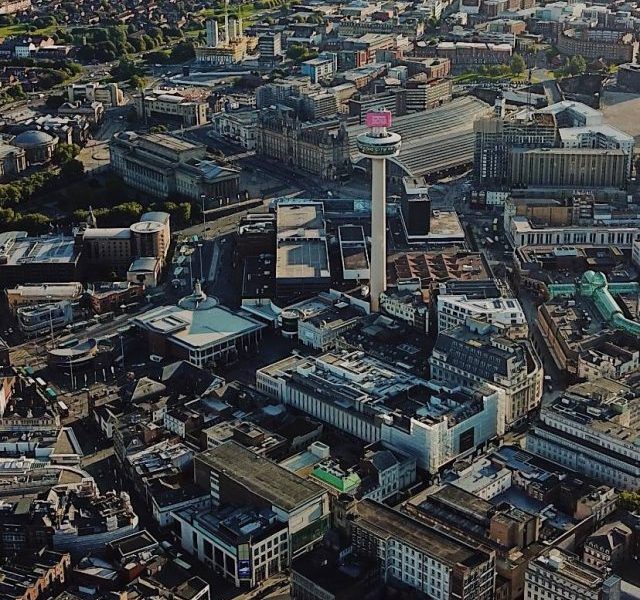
[13,129,59,164]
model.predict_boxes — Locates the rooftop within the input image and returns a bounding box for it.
[0,232,79,267]
[354,500,489,568]
[196,441,325,511]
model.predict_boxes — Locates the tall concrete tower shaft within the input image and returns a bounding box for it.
[356,111,401,312]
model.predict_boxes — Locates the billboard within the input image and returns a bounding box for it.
[366,111,392,128]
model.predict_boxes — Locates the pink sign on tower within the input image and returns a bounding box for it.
[365,111,392,128]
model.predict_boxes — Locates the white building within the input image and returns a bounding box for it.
[559,124,635,175]
[6,282,83,312]
[213,110,258,150]
[16,301,74,336]
[380,282,429,333]
[526,378,640,490]
[257,350,501,473]
[437,294,528,338]
[352,500,496,599]
[525,549,621,600]
[430,320,543,429]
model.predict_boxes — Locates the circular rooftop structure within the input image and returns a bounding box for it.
[356,131,402,158]
[178,280,219,311]
[14,130,56,148]
[130,220,165,234]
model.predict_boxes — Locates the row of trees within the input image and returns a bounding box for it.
[72,199,192,228]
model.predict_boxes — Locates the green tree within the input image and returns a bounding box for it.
[510,54,526,75]
[53,143,81,165]
[129,74,147,90]
[563,55,587,76]
[170,41,195,63]
[619,491,640,512]
[61,158,85,178]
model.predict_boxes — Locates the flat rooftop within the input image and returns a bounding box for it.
[196,441,325,511]
[354,500,488,568]
[276,202,330,282]
[0,232,79,266]
[132,302,265,351]
[427,210,466,241]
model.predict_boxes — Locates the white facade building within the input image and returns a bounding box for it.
[257,351,501,473]
[526,378,640,490]
[437,294,528,338]
[525,549,621,600]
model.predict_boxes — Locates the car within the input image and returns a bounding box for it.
[149,354,163,363]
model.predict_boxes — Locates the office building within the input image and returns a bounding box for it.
[558,124,634,175]
[258,32,282,64]
[301,55,336,84]
[510,148,627,189]
[473,112,557,190]
[67,82,123,106]
[350,500,495,600]
[437,295,528,338]
[257,350,501,473]
[402,76,452,112]
[275,202,331,302]
[110,132,239,201]
[193,442,330,558]
[525,549,621,600]
[134,90,208,127]
[81,210,171,271]
[527,377,640,490]
[430,319,543,429]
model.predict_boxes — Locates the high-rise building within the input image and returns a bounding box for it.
[356,111,401,312]
[510,148,627,189]
[205,19,219,47]
[473,112,557,190]
[258,32,281,64]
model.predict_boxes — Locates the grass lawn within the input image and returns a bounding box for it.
[0,23,62,38]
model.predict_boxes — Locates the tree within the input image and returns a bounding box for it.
[61,158,85,178]
[170,41,195,63]
[149,125,168,133]
[129,74,147,91]
[619,491,640,512]
[286,43,317,63]
[510,54,526,75]
[53,143,81,165]
[567,55,587,76]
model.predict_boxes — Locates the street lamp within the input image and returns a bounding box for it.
[47,295,54,345]
[197,242,204,282]
[118,312,126,371]
[200,194,207,238]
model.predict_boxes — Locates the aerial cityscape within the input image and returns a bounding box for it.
[0,0,640,599]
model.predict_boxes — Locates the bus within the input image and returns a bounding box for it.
[492,218,499,232]
[57,336,79,349]
[57,400,69,417]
